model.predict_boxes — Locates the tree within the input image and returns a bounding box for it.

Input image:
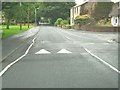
[36,2,75,24]
[93,2,113,21]
[2,2,75,28]
[2,2,18,29]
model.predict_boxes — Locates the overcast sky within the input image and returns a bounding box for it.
[75,0,120,5]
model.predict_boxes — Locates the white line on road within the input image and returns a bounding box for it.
[65,36,71,40]
[35,49,51,54]
[57,49,72,54]
[88,43,95,45]
[59,29,95,40]
[103,43,109,45]
[0,37,36,77]
[84,48,120,74]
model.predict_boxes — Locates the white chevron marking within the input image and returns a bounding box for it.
[35,49,51,54]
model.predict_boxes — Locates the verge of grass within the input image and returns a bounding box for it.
[2,25,33,39]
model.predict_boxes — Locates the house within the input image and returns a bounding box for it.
[70,1,97,25]
[70,4,81,25]
[70,1,120,27]
[109,2,120,26]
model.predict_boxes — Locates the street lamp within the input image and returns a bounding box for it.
[35,8,39,25]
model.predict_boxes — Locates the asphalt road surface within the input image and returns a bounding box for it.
[2,26,118,88]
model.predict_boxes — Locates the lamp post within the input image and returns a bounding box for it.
[35,8,39,25]
[28,7,30,28]
[20,2,22,30]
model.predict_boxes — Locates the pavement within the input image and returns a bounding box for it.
[1,26,119,88]
[2,26,40,61]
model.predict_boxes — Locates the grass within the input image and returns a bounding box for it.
[2,25,33,38]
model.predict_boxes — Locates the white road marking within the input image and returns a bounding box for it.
[89,43,95,45]
[65,36,71,40]
[107,40,114,43]
[81,53,88,55]
[0,37,36,77]
[84,48,120,74]
[35,49,51,54]
[57,49,72,54]
[103,43,109,45]
[59,30,94,40]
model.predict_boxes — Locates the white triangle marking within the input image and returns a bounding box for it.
[35,49,51,54]
[57,49,72,54]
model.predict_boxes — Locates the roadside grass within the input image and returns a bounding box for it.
[2,25,33,38]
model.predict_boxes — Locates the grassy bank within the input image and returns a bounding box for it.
[2,25,33,38]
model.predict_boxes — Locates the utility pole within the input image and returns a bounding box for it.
[28,4,30,28]
[35,8,37,24]
[20,2,22,30]
[35,7,39,25]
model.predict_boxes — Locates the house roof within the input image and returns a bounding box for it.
[72,0,89,8]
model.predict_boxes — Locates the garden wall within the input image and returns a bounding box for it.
[79,25,120,32]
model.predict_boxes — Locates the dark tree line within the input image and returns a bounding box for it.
[2,2,75,29]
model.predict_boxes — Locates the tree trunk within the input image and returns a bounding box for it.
[6,19,10,29]
[28,22,29,28]
[20,23,22,30]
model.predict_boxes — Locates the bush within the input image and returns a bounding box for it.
[54,21,58,26]
[65,24,74,29]
[54,18,63,26]
[60,20,69,26]
[96,20,112,26]
[75,14,91,26]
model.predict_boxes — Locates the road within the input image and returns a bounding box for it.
[2,26,118,88]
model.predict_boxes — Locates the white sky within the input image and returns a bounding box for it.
[75,0,120,5]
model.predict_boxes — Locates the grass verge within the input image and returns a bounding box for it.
[2,25,33,39]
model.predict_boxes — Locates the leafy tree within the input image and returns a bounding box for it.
[2,2,18,29]
[93,2,113,21]
[36,2,75,24]
[2,2,75,28]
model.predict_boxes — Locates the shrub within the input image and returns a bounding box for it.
[54,18,63,26]
[65,24,74,29]
[60,20,69,26]
[54,21,58,26]
[75,14,91,26]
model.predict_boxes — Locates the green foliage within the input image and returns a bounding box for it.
[54,18,69,27]
[54,21,58,26]
[2,2,75,26]
[54,18,63,26]
[65,24,74,29]
[96,19,112,26]
[75,14,91,25]
[93,2,113,20]
[37,2,75,24]
[60,20,69,26]
[2,25,33,38]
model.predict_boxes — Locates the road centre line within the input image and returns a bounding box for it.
[84,48,120,74]
[65,36,71,40]
[59,29,96,40]
[55,29,72,41]
[0,37,36,77]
